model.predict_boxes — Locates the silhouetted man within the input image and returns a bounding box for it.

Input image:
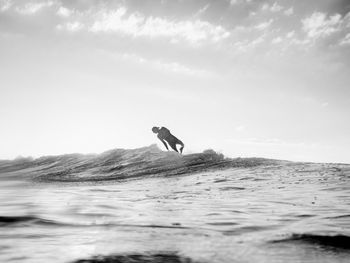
[152,126,184,154]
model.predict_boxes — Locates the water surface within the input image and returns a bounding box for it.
[1,146,349,262]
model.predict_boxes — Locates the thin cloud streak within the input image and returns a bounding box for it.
[118,52,215,77]
[89,8,231,45]
[15,1,55,15]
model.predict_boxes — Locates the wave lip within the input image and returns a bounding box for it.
[0,145,280,182]
[272,233,350,250]
[0,216,59,227]
[72,253,197,263]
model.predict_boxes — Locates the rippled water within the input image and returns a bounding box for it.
[1,147,350,263]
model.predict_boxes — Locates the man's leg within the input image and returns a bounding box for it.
[168,142,179,152]
[177,140,184,154]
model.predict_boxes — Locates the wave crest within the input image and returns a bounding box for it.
[0,145,278,182]
[272,233,350,250]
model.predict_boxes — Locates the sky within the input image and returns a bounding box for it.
[0,0,350,163]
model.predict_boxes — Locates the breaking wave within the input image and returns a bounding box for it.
[272,233,350,250]
[0,216,60,227]
[0,144,278,182]
[72,253,197,263]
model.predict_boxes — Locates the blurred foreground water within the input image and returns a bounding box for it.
[0,145,350,263]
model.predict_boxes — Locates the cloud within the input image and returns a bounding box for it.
[155,61,208,76]
[255,19,273,30]
[284,7,293,16]
[88,7,230,45]
[15,1,55,15]
[339,33,350,46]
[0,0,12,12]
[57,21,84,32]
[261,2,293,16]
[270,2,283,12]
[193,4,210,18]
[302,12,342,39]
[119,52,213,77]
[272,37,282,44]
[286,31,295,38]
[261,3,269,11]
[229,0,252,5]
[300,11,350,48]
[250,36,264,45]
[233,35,265,52]
[57,6,72,17]
[262,2,283,12]
[235,125,245,132]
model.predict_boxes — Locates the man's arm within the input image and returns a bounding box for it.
[158,137,169,150]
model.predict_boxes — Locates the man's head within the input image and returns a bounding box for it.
[152,127,160,134]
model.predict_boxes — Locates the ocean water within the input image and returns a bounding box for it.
[0,145,349,263]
